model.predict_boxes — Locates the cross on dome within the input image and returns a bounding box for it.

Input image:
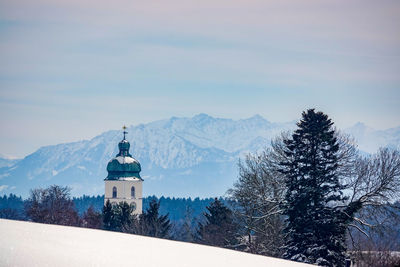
[122,125,128,140]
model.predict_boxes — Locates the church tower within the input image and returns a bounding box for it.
[104,126,143,214]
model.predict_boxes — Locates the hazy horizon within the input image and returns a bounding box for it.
[1,112,399,159]
[1,0,399,158]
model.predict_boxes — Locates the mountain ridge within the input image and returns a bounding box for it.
[0,114,399,198]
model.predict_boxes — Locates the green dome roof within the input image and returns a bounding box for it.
[118,139,130,155]
[105,138,142,180]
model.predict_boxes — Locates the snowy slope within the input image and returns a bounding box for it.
[0,219,311,267]
[0,114,398,198]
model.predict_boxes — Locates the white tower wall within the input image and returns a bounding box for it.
[104,179,143,214]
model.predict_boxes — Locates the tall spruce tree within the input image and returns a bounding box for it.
[280,109,346,266]
[198,198,240,249]
[102,200,114,230]
[141,199,172,238]
[174,206,196,242]
[117,201,135,230]
[102,200,136,232]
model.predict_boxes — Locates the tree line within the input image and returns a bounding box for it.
[0,193,217,223]
[72,194,217,222]
[0,184,239,246]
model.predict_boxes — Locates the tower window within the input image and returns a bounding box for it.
[131,186,135,198]
[112,186,117,198]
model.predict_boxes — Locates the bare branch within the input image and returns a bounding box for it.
[349,223,370,238]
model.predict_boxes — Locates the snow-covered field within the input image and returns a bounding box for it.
[0,219,311,267]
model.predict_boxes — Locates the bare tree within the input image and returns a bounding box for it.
[25,185,79,226]
[228,148,285,257]
[315,132,400,255]
[342,148,400,257]
[229,128,400,260]
[346,148,400,208]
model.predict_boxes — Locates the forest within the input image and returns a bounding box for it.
[0,193,218,224]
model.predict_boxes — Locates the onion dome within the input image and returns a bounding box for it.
[105,126,142,180]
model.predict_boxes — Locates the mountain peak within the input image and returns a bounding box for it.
[247,114,269,123]
[192,113,213,120]
[347,122,375,135]
[1,114,399,198]
[354,122,367,129]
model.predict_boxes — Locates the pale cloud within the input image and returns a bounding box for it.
[0,185,9,192]
[0,0,399,157]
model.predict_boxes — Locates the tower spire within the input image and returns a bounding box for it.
[122,125,128,140]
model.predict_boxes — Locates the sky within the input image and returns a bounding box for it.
[0,0,399,158]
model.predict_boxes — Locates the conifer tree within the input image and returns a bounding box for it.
[141,199,171,238]
[117,201,134,230]
[280,109,346,266]
[198,198,240,249]
[102,200,136,232]
[82,205,102,229]
[174,206,196,242]
[102,200,114,230]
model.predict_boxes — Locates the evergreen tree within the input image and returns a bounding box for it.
[117,201,135,231]
[280,109,346,266]
[0,193,26,220]
[102,200,114,230]
[141,199,171,238]
[102,200,136,231]
[73,195,104,215]
[82,205,102,229]
[198,198,240,249]
[174,206,196,242]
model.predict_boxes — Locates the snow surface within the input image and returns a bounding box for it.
[0,219,311,267]
[115,156,138,164]
[117,177,141,181]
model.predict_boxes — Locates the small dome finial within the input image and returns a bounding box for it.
[122,125,128,140]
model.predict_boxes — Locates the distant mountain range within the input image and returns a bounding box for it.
[0,114,399,198]
[0,154,20,169]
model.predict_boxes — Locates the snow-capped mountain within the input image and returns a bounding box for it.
[0,114,398,198]
[345,122,400,153]
[0,154,20,169]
